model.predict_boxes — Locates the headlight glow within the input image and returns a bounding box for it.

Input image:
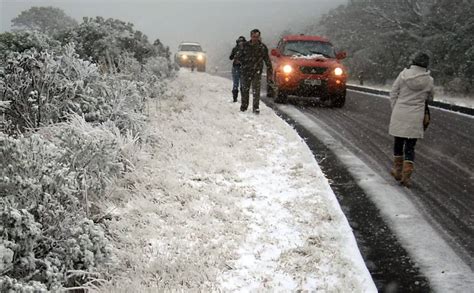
[197,55,204,61]
[181,54,188,60]
[334,67,343,76]
[283,64,293,74]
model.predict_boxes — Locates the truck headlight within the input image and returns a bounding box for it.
[181,55,188,60]
[334,67,343,76]
[197,54,204,61]
[283,64,293,74]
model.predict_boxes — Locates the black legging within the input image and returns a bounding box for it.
[394,137,417,161]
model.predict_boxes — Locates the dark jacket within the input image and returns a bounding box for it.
[237,40,272,76]
[229,46,243,67]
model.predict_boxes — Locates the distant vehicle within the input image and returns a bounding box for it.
[175,42,207,72]
[268,34,347,107]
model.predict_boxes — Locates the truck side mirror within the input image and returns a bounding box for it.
[336,51,347,60]
[271,49,281,57]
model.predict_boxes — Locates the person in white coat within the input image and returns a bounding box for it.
[389,52,434,187]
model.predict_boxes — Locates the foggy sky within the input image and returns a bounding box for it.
[1,0,346,67]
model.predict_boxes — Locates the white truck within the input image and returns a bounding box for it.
[175,42,207,72]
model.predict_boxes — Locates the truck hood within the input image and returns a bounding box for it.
[178,51,205,56]
[282,55,342,68]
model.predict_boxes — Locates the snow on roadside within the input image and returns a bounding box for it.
[98,70,376,292]
[348,81,474,109]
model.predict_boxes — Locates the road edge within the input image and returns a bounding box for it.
[274,104,474,293]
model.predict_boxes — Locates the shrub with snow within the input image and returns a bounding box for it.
[0,114,144,290]
[0,12,175,289]
[0,45,101,133]
[0,30,60,66]
[0,44,172,135]
[59,16,170,68]
[0,131,109,290]
[0,29,173,293]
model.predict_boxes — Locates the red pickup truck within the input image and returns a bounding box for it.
[268,35,347,107]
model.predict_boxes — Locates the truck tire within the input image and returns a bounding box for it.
[275,90,288,104]
[331,92,346,108]
[267,84,275,98]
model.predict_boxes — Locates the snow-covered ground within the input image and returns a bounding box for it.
[98,70,376,292]
[276,106,474,293]
[348,81,474,109]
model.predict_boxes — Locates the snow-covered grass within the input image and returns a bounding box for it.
[98,69,376,292]
[348,80,474,109]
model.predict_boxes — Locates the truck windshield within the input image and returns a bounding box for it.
[180,44,202,52]
[283,41,335,58]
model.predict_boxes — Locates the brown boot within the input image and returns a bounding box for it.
[400,161,414,187]
[390,156,404,181]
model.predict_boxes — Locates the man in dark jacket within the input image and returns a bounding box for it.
[229,36,246,102]
[237,29,273,114]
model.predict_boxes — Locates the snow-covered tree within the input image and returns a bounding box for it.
[0,31,60,66]
[11,6,78,37]
[58,17,170,72]
[310,0,473,92]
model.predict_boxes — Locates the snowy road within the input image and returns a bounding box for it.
[266,90,474,267]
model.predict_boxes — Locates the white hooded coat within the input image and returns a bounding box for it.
[389,65,434,139]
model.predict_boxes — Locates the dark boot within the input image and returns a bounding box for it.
[390,156,404,181]
[400,161,414,187]
[232,89,238,102]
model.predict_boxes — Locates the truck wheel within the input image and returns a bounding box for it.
[275,90,288,104]
[331,92,346,108]
[198,65,206,72]
[267,84,275,98]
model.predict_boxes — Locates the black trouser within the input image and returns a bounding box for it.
[394,137,417,161]
[240,71,262,111]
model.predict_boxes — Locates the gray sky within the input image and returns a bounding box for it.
[0,0,346,67]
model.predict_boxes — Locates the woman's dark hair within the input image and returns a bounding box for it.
[411,52,430,68]
[236,36,246,43]
[250,29,261,35]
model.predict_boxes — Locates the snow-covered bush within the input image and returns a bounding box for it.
[0,115,142,290]
[42,115,141,199]
[144,56,176,79]
[59,17,169,67]
[0,31,60,66]
[116,53,175,101]
[0,44,162,135]
[1,13,174,290]
[0,45,101,133]
[0,275,47,293]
